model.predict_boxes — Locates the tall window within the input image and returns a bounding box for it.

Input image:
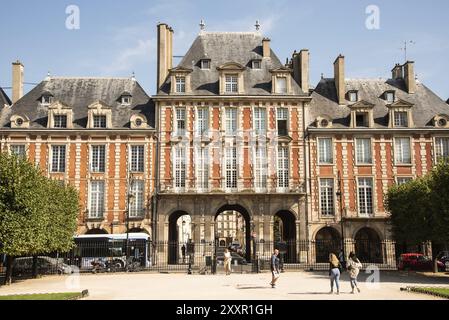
[320,178,334,216]
[277,108,288,136]
[318,138,333,164]
[355,138,372,164]
[277,146,289,190]
[196,146,209,191]
[225,75,238,93]
[196,108,209,136]
[225,146,237,190]
[254,145,267,191]
[254,107,266,135]
[435,137,449,162]
[54,115,67,128]
[174,145,186,190]
[91,145,106,173]
[175,76,186,93]
[394,111,408,127]
[358,178,373,216]
[129,180,144,218]
[276,77,287,94]
[93,115,107,128]
[89,180,105,219]
[397,177,412,185]
[130,145,145,172]
[395,137,411,164]
[10,145,26,157]
[175,108,186,136]
[225,108,237,135]
[51,145,66,173]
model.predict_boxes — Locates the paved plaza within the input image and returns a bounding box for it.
[1,271,448,300]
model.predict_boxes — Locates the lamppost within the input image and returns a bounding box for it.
[336,170,345,264]
[126,180,136,271]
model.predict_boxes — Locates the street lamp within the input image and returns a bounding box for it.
[336,170,345,265]
[126,183,136,271]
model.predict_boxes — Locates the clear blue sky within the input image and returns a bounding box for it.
[1,0,448,99]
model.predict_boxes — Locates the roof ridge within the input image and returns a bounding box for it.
[48,77,135,80]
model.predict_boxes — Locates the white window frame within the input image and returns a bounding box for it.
[434,137,449,163]
[349,91,358,102]
[88,180,105,219]
[93,115,107,128]
[53,114,67,128]
[201,60,211,70]
[225,74,238,93]
[175,107,186,136]
[225,107,237,136]
[196,146,209,192]
[355,138,373,165]
[173,145,186,192]
[121,96,131,106]
[253,107,266,136]
[254,144,267,192]
[90,145,106,173]
[130,145,145,173]
[276,107,288,136]
[386,91,395,103]
[276,77,287,94]
[396,177,413,185]
[318,137,333,164]
[129,180,145,218]
[319,178,335,216]
[277,145,290,192]
[394,137,412,165]
[51,145,66,173]
[224,146,238,191]
[175,76,186,93]
[357,177,374,216]
[10,144,26,157]
[196,107,209,136]
[252,60,261,69]
[394,111,408,127]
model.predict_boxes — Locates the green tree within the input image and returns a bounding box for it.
[0,152,79,284]
[428,161,449,247]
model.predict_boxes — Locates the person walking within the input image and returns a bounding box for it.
[347,252,362,293]
[224,248,232,275]
[270,249,280,288]
[329,253,341,295]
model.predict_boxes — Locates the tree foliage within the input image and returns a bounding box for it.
[0,152,79,282]
[385,160,449,247]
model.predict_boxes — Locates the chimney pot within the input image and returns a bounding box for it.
[333,55,345,105]
[157,23,173,91]
[403,61,416,94]
[292,49,310,93]
[12,60,24,104]
[262,38,271,58]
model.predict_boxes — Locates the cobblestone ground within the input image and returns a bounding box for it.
[0,271,448,300]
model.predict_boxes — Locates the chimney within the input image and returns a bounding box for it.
[262,38,271,58]
[157,23,173,90]
[333,54,345,105]
[403,61,416,94]
[292,49,310,93]
[391,63,403,79]
[12,60,24,104]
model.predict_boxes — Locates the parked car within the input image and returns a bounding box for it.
[398,253,444,272]
[13,256,73,276]
[435,251,449,271]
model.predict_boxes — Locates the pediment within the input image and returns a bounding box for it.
[169,66,193,74]
[88,100,112,110]
[216,62,246,71]
[387,99,414,108]
[48,100,72,110]
[349,100,375,109]
[269,66,292,73]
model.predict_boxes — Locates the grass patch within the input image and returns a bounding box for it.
[0,291,86,300]
[407,287,449,299]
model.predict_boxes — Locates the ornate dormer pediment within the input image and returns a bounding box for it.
[269,66,292,74]
[348,100,375,109]
[169,66,193,74]
[386,99,414,109]
[216,62,246,71]
[87,101,112,129]
[88,100,112,110]
[47,101,74,129]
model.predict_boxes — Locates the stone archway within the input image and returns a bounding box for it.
[274,210,297,263]
[168,211,191,264]
[315,227,341,263]
[354,227,382,263]
[85,228,108,235]
[215,204,252,262]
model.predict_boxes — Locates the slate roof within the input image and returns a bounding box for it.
[158,32,305,96]
[0,87,11,108]
[309,77,449,128]
[0,78,154,129]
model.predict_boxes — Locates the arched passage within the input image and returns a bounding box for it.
[85,228,108,235]
[354,227,382,263]
[315,227,341,263]
[215,204,252,262]
[274,211,297,263]
[168,211,191,264]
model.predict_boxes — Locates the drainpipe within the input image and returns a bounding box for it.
[152,101,161,244]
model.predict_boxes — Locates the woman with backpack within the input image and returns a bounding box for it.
[347,252,362,293]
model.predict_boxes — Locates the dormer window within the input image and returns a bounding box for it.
[41,95,53,106]
[93,115,107,128]
[394,111,408,127]
[175,76,186,93]
[121,96,131,106]
[201,59,211,70]
[225,74,238,93]
[385,91,395,103]
[252,60,261,69]
[276,77,287,94]
[10,115,30,128]
[348,91,358,102]
[355,112,369,127]
[54,115,67,128]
